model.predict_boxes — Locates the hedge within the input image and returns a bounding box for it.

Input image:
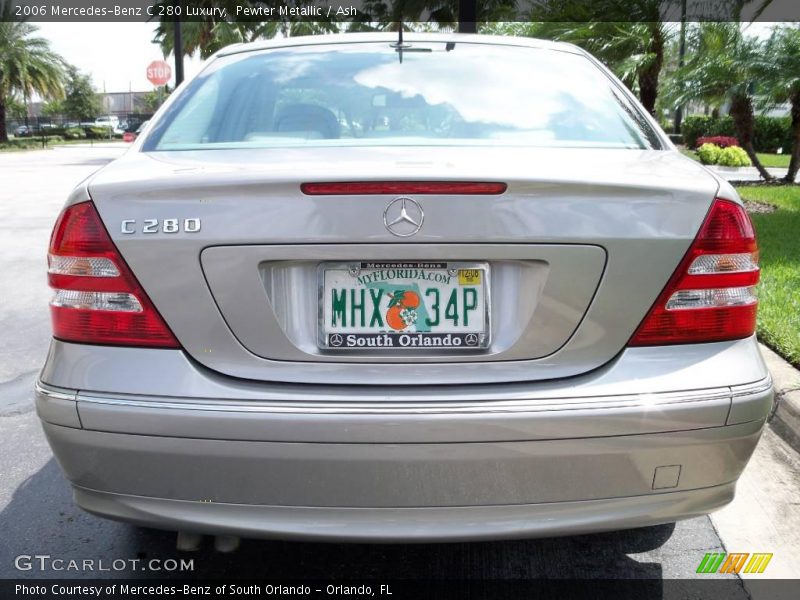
[682,115,793,152]
[0,138,42,150]
[696,135,739,148]
[85,126,114,139]
[63,127,86,140]
[0,136,64,150]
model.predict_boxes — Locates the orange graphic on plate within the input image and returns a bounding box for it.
[386,290,420,331]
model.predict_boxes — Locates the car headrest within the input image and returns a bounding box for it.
[274,103,341,139]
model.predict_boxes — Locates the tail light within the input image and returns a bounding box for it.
[629,198,759,346]
[47,201,180,348]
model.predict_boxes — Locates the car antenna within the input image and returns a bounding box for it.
[390,22,410,63]
[398,24,403,63]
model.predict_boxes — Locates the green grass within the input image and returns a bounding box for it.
[681,149,791,169]
[0,137,124,152]
[755,153,791,168]
[735,185,800,366]
[0,138,51,152]
[52,138,125,146]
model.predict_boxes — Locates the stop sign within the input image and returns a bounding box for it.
[147,60,172,86]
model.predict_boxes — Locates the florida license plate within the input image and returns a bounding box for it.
[319,262,490,350]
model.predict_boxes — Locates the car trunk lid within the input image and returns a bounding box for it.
[87,146,719,385]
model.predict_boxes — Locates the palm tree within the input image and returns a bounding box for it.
[760,25,800,183]
[671,22,773,180]
[529,20,669,117]
[153,0,514,59]
[489,0,671,117]
[489,1,778,120]
[153,1,339,60]
[0,12,65,142]
[154,20,280,60]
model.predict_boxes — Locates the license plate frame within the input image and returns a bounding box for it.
[317,261,491,351]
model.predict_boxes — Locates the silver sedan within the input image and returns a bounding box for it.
[37,33,773,542]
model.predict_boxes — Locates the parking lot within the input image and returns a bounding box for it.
[0,145,799,595]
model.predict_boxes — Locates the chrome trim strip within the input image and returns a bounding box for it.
[34,381,77,402]
[730,376,773,398]
[69,385,734,416]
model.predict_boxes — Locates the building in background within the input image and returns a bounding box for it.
[28,91,151,118]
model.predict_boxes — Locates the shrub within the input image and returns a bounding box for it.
[680,116,706,148]
[84,126,113,139]
[0,138,40,150]
[753,116,792,153]
[682,116,735,148]
[697,143,723,165]
[0,136,61,149]
[696,136,739,149]
[63,127,86,140]
[682,115,791,152]
[717,146,752,167]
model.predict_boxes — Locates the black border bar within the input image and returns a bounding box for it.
[3,1,800,23]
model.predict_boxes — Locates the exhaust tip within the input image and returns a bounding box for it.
[214,535,240,553]
[176,531,203,552]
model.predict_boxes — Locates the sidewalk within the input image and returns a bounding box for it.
[52,141,128,150]
[709,344,800,585]
[709,165,798,182]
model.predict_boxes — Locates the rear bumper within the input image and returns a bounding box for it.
[71,482,736,543]
[40,416,763,540]
[38,421,770,542]
[37,337,774,540]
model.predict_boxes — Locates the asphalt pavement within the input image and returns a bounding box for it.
[0,145,798,595]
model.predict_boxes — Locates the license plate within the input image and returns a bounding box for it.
[319,262,490,350]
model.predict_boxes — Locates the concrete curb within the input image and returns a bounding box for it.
[708,165,799,183]
[759,343,800,453]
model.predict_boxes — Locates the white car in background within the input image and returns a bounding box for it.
[94,115,122,133]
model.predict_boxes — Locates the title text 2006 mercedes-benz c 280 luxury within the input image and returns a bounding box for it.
[36,34,774,542]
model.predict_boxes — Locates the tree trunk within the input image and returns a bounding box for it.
[0,99,7,144]
[729,94,773,181]
[638,25,664,117]
[457,0,477,33]
[784,89,800,184]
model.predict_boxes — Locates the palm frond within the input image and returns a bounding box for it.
[0,17,66,101]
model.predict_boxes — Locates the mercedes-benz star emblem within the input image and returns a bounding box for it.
[465,333,479,346]
[383,197,424,237]
[329,334,344,347]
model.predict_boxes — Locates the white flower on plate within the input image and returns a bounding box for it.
[401,308,418,326]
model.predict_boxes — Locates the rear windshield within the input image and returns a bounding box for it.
[144,41,661,151]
